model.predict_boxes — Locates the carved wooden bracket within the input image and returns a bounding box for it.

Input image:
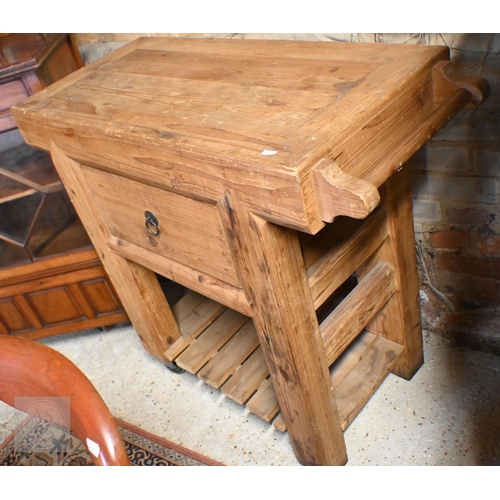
[433,60,490,108]
[312,159,380,222]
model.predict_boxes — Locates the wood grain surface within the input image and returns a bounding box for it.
[10,37,489,466]
[13,37,469,234]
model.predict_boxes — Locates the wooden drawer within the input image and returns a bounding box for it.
[81,165,240,289]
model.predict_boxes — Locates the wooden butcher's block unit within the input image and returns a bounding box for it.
[12,37,489,465]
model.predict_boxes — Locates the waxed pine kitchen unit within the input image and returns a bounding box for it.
[12,38,489,465]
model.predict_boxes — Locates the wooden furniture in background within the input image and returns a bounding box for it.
[12,38,489,465]
[0,335,130,465]
[0,34,127,339]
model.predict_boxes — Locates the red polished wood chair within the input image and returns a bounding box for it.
[0,335,130,465]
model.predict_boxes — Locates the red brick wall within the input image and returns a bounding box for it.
[406,34,500,353]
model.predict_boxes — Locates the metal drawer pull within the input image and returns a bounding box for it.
[145,210,160,236]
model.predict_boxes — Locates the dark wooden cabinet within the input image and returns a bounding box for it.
[0,33,128,339]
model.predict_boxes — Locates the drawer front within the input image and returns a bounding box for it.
[81,165,240,288]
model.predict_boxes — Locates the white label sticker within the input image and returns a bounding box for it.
[86,437,101,458]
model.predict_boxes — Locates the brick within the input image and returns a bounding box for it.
[434,270,500,308]
[425,146,469,173]
[412,199,441,222]
[472,149,500,177]
[433,107,499,142]
[411,173,499,203]
[429,230,469,249]
[447,207,493,228]
[431,111,469,141]
[478,233,500,256]
[437,251,500,279]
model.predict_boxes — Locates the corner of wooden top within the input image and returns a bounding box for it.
[433,60,490,109]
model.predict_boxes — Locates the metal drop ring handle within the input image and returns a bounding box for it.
[145,210,160,236]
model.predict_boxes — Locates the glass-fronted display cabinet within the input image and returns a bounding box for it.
[0,34,127,339]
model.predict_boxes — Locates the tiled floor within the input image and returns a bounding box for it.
[1,323,500,466]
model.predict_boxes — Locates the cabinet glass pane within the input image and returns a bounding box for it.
[0,139,92,270]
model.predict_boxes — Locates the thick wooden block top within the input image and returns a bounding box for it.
[12,38,460,233]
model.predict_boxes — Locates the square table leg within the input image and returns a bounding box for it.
[219,193,347,466]
[357,166,423,380]
[49,142,181,361]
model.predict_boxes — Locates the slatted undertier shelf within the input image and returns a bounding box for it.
[166,289,404,433]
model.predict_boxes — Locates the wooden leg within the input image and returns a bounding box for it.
[50,142,180,361]
[358,167,423,380]
[219,194,347,466]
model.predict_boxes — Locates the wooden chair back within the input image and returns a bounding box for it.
[0,335,130,465]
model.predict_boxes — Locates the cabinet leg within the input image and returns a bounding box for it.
[220,194,347,466]
[358,167,423,380]
[50,142,180,361]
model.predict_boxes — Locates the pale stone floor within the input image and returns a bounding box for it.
[1,323,500,467]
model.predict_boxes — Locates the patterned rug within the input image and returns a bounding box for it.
[0,416,222,466]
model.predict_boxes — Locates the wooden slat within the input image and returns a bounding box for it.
[321,261,396,365]
[172,290,205,323]
[330,331,378,389]
[221,346,269,405]
[165,293,226,360]
[272,414,287,432]
[175,308,248,373]
[158,261,401,435]
[274,331,403,432]
[177,298,226,339]
[301,215,361,269]
[274,332,377,432]
[334,334,404,429]
[357,167,423,379]
[306,206,388,310]
[147,280,402,436]
[198,320,259,388]
[246,377,280,422]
